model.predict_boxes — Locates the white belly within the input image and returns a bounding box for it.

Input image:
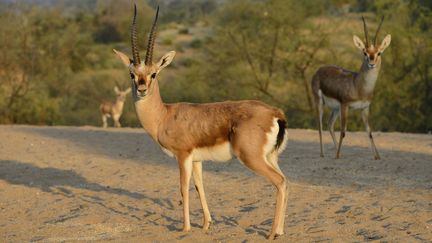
[161,146,174,157]
[349,100,370,110]
[192,142,232,162]
[320,89,370,110]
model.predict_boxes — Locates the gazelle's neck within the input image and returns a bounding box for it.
[133,80,167,140]
[114,99,125,114]
[356,59,381,96]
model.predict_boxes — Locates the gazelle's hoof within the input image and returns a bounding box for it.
[203,220,211,230]
[374,155,381,160]
[182,226,191,232]
[268,232,283,240]
[320,153,324,158]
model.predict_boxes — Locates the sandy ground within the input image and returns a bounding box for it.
[0,125,431,242]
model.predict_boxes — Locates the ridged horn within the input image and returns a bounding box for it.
[131,4,140,65]
[145,6,159,65]
[374,16,385,46]
[362,16,370,47]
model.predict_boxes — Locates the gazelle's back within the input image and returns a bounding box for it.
[100,101,113,115]
[158,100,286,152]
[312,65,358,102]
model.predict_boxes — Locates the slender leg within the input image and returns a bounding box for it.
[240,154,287,239]
[266,152,288,236]
[336,105,348,159]
[178,155,193,231]
[317,91,324,157]
[113,115,121,128]
[102,115,108,128]
[361,108,381,160]
[328,108,340,148]
[192,161,212,229]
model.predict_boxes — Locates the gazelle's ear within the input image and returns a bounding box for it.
[353,35,365,50]
[125,87,132,94]
[378,34,391,52]
[113,49,132,67]
[114,86,120,94]
[156,51,176,72]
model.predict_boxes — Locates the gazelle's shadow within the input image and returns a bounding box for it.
[0,159,144,198]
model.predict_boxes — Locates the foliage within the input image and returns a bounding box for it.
[0,0,430,133]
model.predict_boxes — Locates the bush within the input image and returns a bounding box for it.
[178,27,189,34]
[162,38,173,45]
[189,38,203,48]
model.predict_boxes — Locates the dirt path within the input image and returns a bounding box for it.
[0,125,431,242]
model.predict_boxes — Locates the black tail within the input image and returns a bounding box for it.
[275,119,287,149]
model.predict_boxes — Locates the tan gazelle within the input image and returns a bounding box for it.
[99,86,131,128]
[113,5,289,239]
[312,16,391,159]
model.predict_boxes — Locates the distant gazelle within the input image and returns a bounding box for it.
[113,5,289,239]
[312,16,391,159]
[99,86,131,128]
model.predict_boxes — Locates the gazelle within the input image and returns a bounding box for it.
[113,5,289,239]
[312,16,391,159]
[99,86,131,128]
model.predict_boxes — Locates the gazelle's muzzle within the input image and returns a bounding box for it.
[136,85,148,96]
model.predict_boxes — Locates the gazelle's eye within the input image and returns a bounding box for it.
[377,52,381,56]
[130,73,135,80]
[363,52,367,56]
[151,73,156,79]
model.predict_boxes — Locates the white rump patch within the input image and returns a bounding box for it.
[192,142,232,162]
[278,129,288,154]
[263,118,280,156]
[263,118,287,172]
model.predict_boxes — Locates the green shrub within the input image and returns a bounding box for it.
[178,27,189,34]
[189,38,203,48]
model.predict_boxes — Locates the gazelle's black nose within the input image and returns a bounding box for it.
[137,86,147,95]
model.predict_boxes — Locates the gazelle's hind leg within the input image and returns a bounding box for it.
[361,108,380,160]
[102,115,108,128]
[192,161,212,229]
[336,105,348,159]
[239,152,287,239]
[267,151,288,236]
[328,108,339,148]
[315,90,325,157]
[232,127,287,239]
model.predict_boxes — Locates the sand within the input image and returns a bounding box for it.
[0,125,431,242]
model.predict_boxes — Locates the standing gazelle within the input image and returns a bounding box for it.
[113,5,289,239]
[312,16,391,159]
[99,86,131,128]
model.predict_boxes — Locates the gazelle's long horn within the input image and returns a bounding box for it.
[131,4,140,65]
[374,16,384,46]
[362,16,369,47]
[145,6,159,65]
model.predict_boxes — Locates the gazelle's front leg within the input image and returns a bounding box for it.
[336,105,348,159]
[113,115,121,128]
[361,107,380,160]
[178,154,193,231]
[328,108,339,148]
[192,161,212,229]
